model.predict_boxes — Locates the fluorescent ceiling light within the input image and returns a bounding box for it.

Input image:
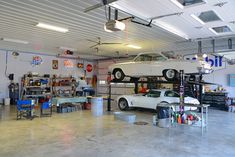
[36,23,69,33]
[59,46,77,51]
[217,50,235,59]
[0,38,29,44]
[191,14,205,25]
[154,20,189,40]
[127,44,142,49]
[170,0,184,9]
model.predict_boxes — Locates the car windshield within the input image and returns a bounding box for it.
[164,91,180,97]
[145,91,161,98]
[134,53,167,62]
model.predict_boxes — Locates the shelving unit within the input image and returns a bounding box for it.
[202,92,228,110]
[52,76,76,97]
[21,75,52,99]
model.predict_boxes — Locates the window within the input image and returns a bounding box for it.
[164,91,180,97]
[176,0,205,7]
[146,91,161,98]
[99,80,106,85]
[134,53,166,62]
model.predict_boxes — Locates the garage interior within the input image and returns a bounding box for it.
[0,0,235,157]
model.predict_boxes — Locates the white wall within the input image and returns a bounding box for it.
[204,64,235,97]
[0,50,94,103]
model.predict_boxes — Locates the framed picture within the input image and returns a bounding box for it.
[52,60,58,69]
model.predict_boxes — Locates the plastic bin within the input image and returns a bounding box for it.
[4,98,10,105]
[114,112,136,123]
[91,97,103,116]
[156,106,170,128]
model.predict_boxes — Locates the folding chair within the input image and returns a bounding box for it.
[40,100,52,117]
[17,100,35,120]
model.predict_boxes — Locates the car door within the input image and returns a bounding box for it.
[133,91,161,109]
[130,54,152,76]
[131,94,149,107]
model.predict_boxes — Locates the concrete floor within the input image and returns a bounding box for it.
[0,104,235,157]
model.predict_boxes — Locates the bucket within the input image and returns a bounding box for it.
[158,118,170,128]
[4,98,10,105]
[91,97,103,116]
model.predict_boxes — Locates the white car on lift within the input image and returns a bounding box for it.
[108,52,212,81]
[117,89,199,111]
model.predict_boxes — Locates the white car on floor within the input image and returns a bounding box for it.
[116,89,199,111]
[108,52,212,81]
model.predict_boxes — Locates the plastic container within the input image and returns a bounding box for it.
[91,97,103,117]
[114,112,136,123]
[156,106,170,128]
[158,118,170,128]
[4,98,10,105]
[153,115,157,126]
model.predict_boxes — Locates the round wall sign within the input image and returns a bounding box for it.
[86,64,92,72]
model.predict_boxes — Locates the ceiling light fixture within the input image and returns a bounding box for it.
[127,44,142,49]
[36,23,69,33]
[0,38,29,44]
[191,14,205,25]
[217,50,235,60]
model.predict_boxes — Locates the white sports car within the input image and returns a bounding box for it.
[116,89,199,111]
[108,52,212,81]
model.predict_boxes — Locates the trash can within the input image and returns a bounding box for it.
[156,106,170,128]
[91,97,103,116]
[4,98,10,106]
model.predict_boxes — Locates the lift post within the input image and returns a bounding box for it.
[107,72,112,111]
[179,70,185,112]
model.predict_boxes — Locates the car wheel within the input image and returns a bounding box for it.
[118,98,129,111]
[113,69,125,81]
[163,69,178,81]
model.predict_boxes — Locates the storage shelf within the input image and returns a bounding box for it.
[25,86,50,88]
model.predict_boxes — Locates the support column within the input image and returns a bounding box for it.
[107,72,112,111]
[179,70,184,113]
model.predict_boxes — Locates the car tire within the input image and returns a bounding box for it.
[118,98,129,111]
[163,69,178,81]
[113,69,125,81]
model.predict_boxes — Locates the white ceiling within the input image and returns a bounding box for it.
[0,0,235,59]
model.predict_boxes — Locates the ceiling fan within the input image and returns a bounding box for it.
[87,37,122,48]
[84,0,118,13]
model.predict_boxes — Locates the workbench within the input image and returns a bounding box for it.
[52,97,87,107]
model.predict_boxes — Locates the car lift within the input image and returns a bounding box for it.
[106,71,216,111]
